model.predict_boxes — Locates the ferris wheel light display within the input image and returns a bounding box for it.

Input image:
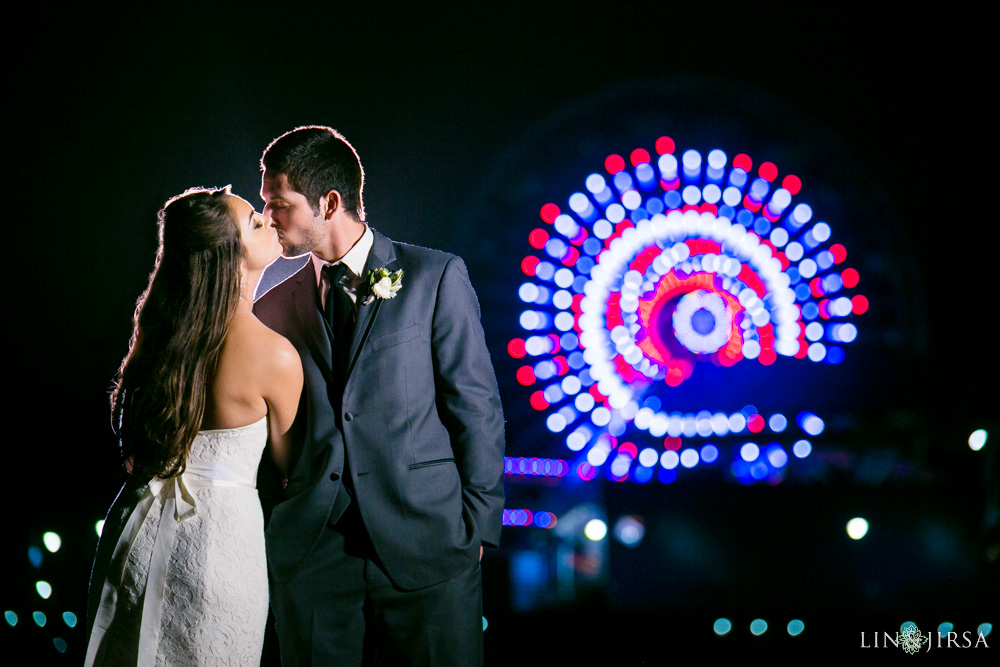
[508,136,866,483]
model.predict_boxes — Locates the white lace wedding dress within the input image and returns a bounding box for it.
[86,417,269,666]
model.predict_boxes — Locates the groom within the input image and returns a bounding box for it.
[253,125,505,665]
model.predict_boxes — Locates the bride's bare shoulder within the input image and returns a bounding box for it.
[224,312,300,375]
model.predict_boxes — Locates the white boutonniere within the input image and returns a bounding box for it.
[363,267,403,305]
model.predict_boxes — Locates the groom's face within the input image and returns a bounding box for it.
[261,169,326,257]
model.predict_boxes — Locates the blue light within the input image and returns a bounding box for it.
[750,619,768,636]
[582,237,602,256]
[736,209,754,227]
[572,275,589,293]
[664,190,682,209]
[768,413,787,432]
[978,623,992,638]
[700,444,719,463]
[798,412,825,436]
[534,261,555,281]
[816,249,835,270]
[613,171,634,193]
[543,384,564,403]
[789,203,812,228]
[54,638,67,654]
[62,612,78,628]
[28,546,43,568]
[822,273,843,293]
[576,257,595,274]
[792,439,812,458]
[635,163,656,191]
[629,207,648,222]
[787,620,805,636]
[786,266,800,284]
[753,216,771,236]
[749,461,768,479]
[632,465,654,484]
[714,618,733,635]
[719,204,736,219]
[794,284,811,302]
[802,230,821,250]
[766,444,788,468]
[749,177,769,200]
[646,196,664,215]
[560,332,579,350]
[567,351,586,370]
[802,302,819,320]
[544,238,568,260]
[4,611,17,627]
[682,149,702,181]
[938,622,954,637]
[534,512,553,528]
[33,611,46,627]
[534,360,557,380]
[728,168,748,188]
[824,346,845,364]
[643,395,662,411]
[657,468,677,484]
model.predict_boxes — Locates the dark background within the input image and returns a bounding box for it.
[6,3,996,662]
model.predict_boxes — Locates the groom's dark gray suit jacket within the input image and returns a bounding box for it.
[253,229,505,590]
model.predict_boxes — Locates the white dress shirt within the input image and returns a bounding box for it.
[311,225,374,313]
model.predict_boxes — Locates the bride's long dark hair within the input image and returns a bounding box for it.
[111,186,246,479]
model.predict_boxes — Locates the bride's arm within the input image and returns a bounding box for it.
[261,336,303,476]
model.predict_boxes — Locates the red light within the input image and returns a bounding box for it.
[699,202,718,215]
[818,299,831,319]
[758,162,778,182]
[529,391,549,411]
[664,437,682,451]
[775,251,790,270]
[810,277,825,298]
[655,136,675,155]
[733,153,753,172]
[577,462,598,481]
[588,384,605,401]
[781,174,802,195]
[552,356,569,375]
[660,177,680,191]
[618,442,639,459]
[742,195,763,212]
[547,333,562,353]
[758,349,777,366]
[507,338,526,358]
[841,268,859,288]
[747,414,765,432]
[562,246,580,267]
[852,294,869,315]
[630,148,651,166]
[830,243,847,264]
[665,367,684,386]
[528,228,549,249]
[520,255,539,276]
[570,228,588,246]
[540,203,560,223]
[605,154,626,174]
[516,366,536,386]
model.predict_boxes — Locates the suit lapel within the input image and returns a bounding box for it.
[291,262,335,381]
[345,230,398,381]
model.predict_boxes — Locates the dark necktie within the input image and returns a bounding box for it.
[323,263,356,366]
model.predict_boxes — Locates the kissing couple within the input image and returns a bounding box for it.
[86,126,506,666]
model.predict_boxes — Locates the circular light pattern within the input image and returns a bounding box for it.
[847,517,869,540]
[750,619,768,636]
[511,137,864,482]
[969,429,987,451]
[42,532,61,553]
[713,618,732,635]
[585,519,608,541]
[787,619,805,636]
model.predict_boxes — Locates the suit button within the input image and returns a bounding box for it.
[329,472,341,481]
[344,412,354,422]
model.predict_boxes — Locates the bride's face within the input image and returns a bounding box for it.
[229,195,281,272]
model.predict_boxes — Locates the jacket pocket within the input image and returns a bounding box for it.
[407,457,456,470]
[368,324,420,351]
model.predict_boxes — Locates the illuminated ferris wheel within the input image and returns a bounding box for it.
[507,136,868,485]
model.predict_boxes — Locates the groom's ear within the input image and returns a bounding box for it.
[319,190,342,220]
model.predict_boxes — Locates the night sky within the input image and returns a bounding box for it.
[8,4,996,661]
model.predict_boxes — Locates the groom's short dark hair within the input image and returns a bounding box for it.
[261,125,365,221]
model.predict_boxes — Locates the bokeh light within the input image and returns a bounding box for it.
[846,517,869,540]
[750,619,768,636]
[713,618,732,635]
[585,519,608,541]
[42,532,61,553]
[969,429,987,451]
[787,619,805,636]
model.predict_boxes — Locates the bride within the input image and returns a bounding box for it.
[85,186,302,665]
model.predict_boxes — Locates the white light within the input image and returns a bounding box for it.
[846,517,869,540]
[770,227,789,247]
[660,450,679,469]
[593,219,613,239]
[585,519,608,541]
[586,173,607,194]
[682,185,702,205]
[707,149,727,170]
[622,190,642,210]
[575,392,595,412]
[680,449,700,468]
[518,283,539,303]
[36,581,52,599]
[792,203,812,225]
[785,242,803,261]
[729,413,747,432]
[807,343,826,362]
[546,413,567,433]
[42,533,62,553]
[740,443,760,462]
[591,407,611,426]
[569,192,592,215]
[587,444,610,466]
[703,184,722,204]
[969,429,988,451]
[552,289,573,310]
[769,414,787,432]
[682,149,702,172]
[606,204,626,223]
[793,439,812,458]
[554,268,574,288]
[722,186,741,206]
[96,520,105,537]
[805,322,824,341]
[799,258,817,278]
[658,153,678,179]
[812,222,831,242]
[554,312,575,331]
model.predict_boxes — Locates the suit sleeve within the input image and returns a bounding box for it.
[431,257,506,548]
